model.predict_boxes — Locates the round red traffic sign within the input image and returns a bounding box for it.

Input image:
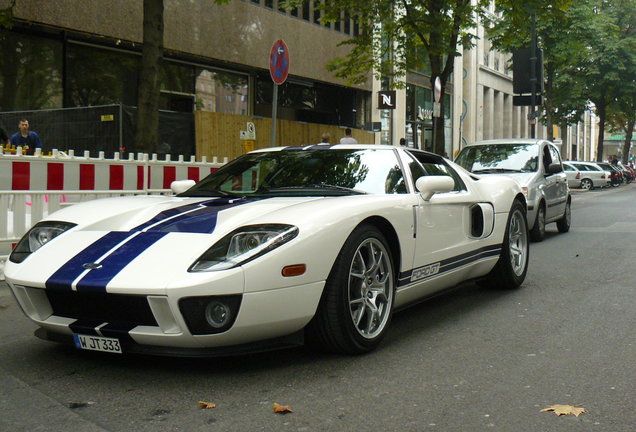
[269,40,290,85]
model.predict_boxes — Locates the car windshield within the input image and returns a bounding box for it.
[455,143,539,173]
[179,148,407,197]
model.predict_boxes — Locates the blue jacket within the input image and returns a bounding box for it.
[10,131,42,149]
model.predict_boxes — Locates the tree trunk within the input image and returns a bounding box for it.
[545,63,554,141]
[135,0,164,155]
[561,119,568,158]
[595,102,606,162]
[622,118,635,165]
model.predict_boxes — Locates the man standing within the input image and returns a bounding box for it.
[339,128,358,144]
[10,119,42,153]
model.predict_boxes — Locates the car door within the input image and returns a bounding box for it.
[542,143,568,220]
[399,151,493,305]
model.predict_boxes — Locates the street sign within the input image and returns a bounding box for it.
[269,40,290,85]
[513,95,543,106]
[240,122,256,140]
[378,90,396,109]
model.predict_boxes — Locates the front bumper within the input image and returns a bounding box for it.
[9,280,324,355]
[34,327,305,357]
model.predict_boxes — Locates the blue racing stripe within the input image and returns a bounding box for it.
[75,232,167,292]
[142,198,251,234]
[132,199,216,231]
[45,232,131,291]
[46,198,254,293]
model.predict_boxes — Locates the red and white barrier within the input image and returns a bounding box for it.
[0,147,229,278]
[0,147,227,192]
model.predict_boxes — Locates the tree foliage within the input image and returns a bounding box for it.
[287,0,492,154]
[489,0,636,161]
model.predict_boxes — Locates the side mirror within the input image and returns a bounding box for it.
[547,163,562,175]
[171,179,196,195]
[415,176,455,201]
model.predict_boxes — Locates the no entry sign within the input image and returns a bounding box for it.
[269,40,290,85]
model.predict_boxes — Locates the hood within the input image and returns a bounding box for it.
[43,195,323,233]
[7,195,327,291]
[476,172,537,188]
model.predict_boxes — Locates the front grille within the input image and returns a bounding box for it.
[46,290,158,327]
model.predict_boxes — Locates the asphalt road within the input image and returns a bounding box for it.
[1,185,635,432]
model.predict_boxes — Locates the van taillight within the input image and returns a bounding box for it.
[601,174,606,179]
[576,172,580,179]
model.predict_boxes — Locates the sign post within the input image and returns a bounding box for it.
[432,76,441,154]
[269,40,290,147]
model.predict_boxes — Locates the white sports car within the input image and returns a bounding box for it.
[5,144,529,356]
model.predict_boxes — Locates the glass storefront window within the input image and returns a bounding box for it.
[0,31,63,111]
[195,68,248,115]
[66,43,139,107]
[161,61,195,94]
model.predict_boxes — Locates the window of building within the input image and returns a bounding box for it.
[254,73,369,128]
[302,0,310,21]
[66,43,139,107]
[195,68,248,115]
[313,1,321,24]
[344,12,351,34]
[264,0,273,9]
[334,10,342,31]
[0,31,63,111]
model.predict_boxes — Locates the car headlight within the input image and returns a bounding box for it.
[10,221,77,263]
[189,224,299,272]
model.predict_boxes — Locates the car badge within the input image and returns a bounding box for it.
[82,262,103,270]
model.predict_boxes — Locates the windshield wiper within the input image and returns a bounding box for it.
[177,190,243,198]
[257,184,366,195]
[472,168,525,173]
[309,183,366,194]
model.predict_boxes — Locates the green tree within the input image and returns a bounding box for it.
[0,0,14,29]
[582,0,636,161]
[487,0,582,141]
[286,0,493,155]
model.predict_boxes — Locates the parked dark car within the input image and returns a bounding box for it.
[614,164,634,184]
[597,162,623,187]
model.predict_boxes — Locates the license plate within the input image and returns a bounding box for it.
[73,334,123,354]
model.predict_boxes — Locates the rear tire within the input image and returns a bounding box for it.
[481,200,529,289]
[556,199,571,233]
[307,224,395,354]
[529,203,545,242]
[580,178,593,190]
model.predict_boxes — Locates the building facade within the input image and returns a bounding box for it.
[1,0,597,159]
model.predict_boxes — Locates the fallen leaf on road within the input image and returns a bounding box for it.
[540,404,586,417]
[273,402,293,414]
[198,401,217,409]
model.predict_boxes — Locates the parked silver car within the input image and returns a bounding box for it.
[565,161,611,189]
[562,162,582,189]
[455,139,571,242]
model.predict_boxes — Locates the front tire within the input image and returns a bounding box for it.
[481,200,529,289]
[580,178,593,190]
[556,199,571,233]
[307,224,395,354]
[529,203,545,242]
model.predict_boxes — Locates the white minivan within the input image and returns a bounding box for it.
[455,139,571,242]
